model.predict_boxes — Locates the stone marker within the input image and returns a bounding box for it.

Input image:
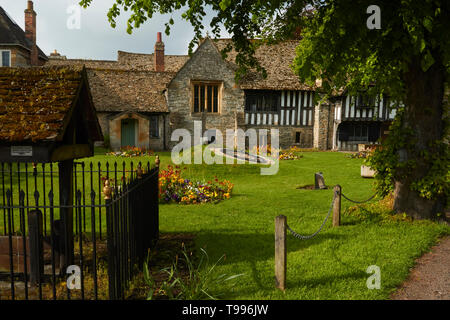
[314,172,327,189]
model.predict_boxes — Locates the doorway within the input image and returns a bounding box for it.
[121,119,137,147]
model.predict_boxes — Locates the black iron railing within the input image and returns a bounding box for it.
[0,160,159,300]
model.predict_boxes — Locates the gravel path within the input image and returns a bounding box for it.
[391,236,450,300]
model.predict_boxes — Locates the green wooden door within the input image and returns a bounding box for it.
[121,119,136,147]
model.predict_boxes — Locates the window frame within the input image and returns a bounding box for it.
[244,90,281,113]
[149,115,159,138]
[191,81,222,114]
[1,50,11,67]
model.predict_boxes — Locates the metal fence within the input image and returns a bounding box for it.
[0,160,159,300]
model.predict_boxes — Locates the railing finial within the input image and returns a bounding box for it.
[103,179,112,200]
[137,163,143,179]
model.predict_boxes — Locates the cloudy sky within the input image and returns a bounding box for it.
[0,0,230,60]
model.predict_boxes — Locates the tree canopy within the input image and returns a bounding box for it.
[79,0,449,219]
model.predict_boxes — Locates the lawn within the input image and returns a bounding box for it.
[147,149,449,300]
[1,148,448,300]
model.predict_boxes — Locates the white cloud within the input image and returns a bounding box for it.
[0,0,230,59]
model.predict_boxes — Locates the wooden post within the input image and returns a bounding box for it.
[58,159,74,271]
[333,185,341,227]
[275,215,287,291]
[28,210,44,286]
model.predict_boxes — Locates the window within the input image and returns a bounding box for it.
[1,51,11,67]
[295,132,301,144]
[193,82,220,113]
[356,94,375,108]
[245,90,280,112]
[338,123,381,142]
[149,116,159,138]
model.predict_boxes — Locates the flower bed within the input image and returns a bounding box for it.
[107,146,154,158]
[159,166,234,204]
[279,146,303,160]
[249,145,303,160]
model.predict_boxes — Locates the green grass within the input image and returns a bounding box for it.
[153,150,449,300]
[1,149,448,299]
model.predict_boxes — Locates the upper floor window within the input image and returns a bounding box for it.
[356,94,376,108]
[192,82,220,113]
[1,51,11,67]
[245,90,280,112]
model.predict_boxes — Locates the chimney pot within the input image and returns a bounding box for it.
[27,1,33,10]
[157,32,162,43]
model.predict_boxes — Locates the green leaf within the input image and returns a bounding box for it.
[421,50,435,71]
[423,17,433,32]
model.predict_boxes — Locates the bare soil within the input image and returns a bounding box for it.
[391,236,450,300]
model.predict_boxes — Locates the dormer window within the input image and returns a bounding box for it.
[1,50,11,67]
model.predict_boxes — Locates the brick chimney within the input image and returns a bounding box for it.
[154,32,165,72]
[24,1,39,66]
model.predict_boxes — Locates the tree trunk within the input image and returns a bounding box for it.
[393,56,447,220]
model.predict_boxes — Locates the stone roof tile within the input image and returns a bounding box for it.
[0,66,84,142]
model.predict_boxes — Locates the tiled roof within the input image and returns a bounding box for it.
[0,6,48,61]
[0,66,85,142]
[213,39,316,91]
[86,69,175,113]
[117,51,189,72]
[46,51,189,73]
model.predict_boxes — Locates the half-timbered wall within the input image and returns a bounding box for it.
[245,90,315,126]
[337,95,397,121]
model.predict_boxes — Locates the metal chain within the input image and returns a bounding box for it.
[341,192,377,204]
[286,191,337,240]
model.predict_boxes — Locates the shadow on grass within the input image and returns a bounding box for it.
[195,230,348,262]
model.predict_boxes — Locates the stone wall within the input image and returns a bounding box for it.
[109,113,149,151]
[313,101,334,150]
[167,39,245,149]
[0,46,30,67]
[244,125,313,149]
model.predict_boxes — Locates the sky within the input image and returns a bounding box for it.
[0,0,230,60]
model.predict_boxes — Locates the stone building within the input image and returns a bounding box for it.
[0,1,48,67]
[46,33,398,151]
[47,33,188,151]
[1,2,397,151]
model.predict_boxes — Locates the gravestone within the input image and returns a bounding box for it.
[314,172,327,189]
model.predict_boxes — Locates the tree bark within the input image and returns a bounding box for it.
[393,55,447,220]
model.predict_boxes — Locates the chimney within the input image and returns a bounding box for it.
[154,32,165,72]
[24,1,39,65]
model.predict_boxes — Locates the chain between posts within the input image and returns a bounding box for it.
[341,192,377,204]
[286,189,338,240]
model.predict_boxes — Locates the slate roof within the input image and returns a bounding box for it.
[0,66,94,142]
[86,69,175,113]
[212,39,316,91]
[0,6,48,61]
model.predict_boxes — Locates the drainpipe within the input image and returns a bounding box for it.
[163,114,167,150]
